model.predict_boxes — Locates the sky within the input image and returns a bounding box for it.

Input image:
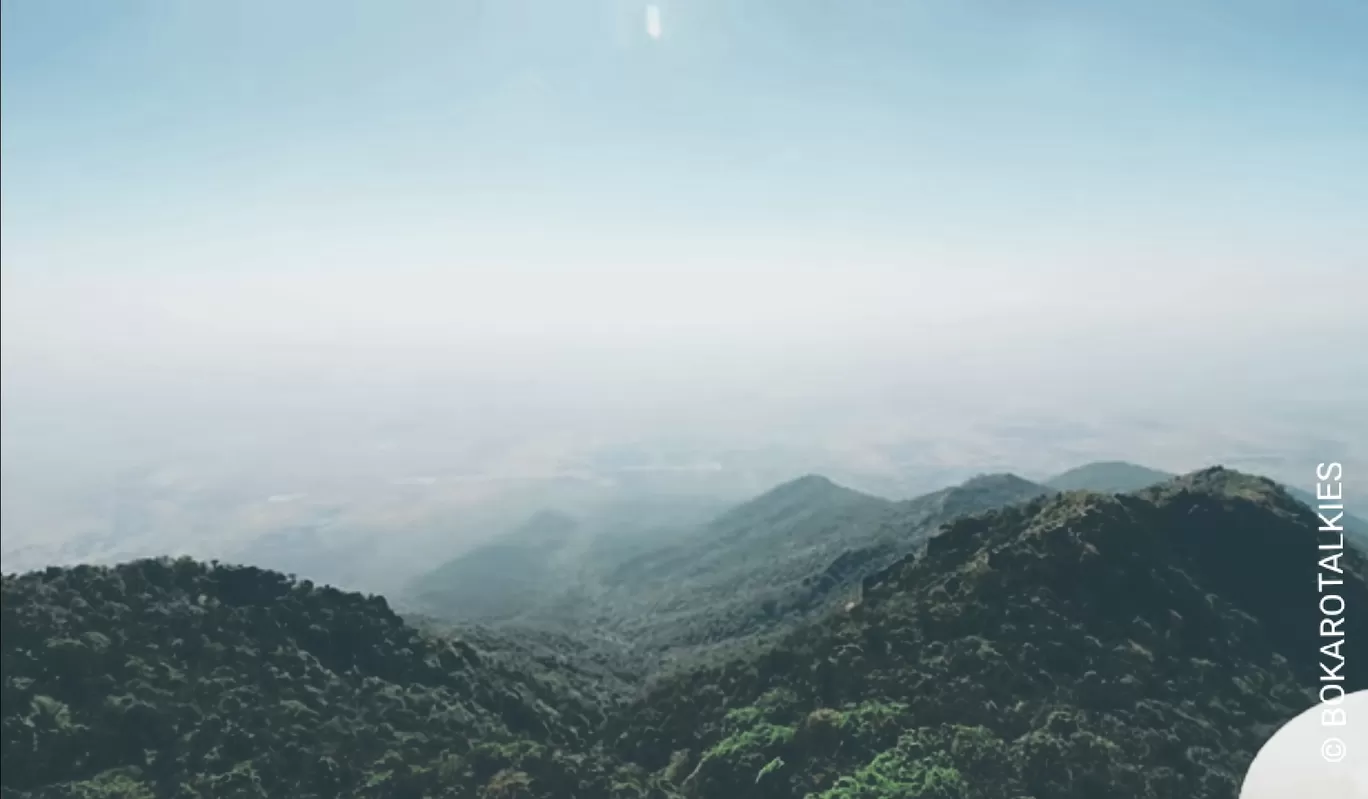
[3,0,1367,457]
[3,0,1368,583]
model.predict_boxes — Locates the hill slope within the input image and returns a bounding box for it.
[407,496,726,623]
[0,559,660,799]
[1045,461,1174,493]
[419,473,1051,659]
[596,472,1050,651]
[608,467,1368,798]
[407,510,583,622]
[1048,460,1368,550]
[7,467,1363,798]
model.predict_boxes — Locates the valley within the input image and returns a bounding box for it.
[4,463,1364,798]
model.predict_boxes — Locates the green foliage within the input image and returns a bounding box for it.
[1047,460,1368,551]
[414,473,1051,674]
[817,746,969,799]
[410,511,582,622]
[6,467,1365,799]
[608,467,1368,798]
[0,557,649,799]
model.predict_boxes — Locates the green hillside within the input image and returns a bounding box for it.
[0,559,656,799]
[588,472,1049,654]
[407,511,583,622]
[410,473,1051,660]
[407,497,727,624]
[1048,460,1368,550]
[6,467,1363,798]
[1045,461,1174,493]
[606,467,1368,798]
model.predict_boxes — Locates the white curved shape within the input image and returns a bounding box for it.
[645,5,662,39]
[1240,690,1368,798]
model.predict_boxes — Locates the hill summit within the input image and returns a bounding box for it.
[0,559,645,798]
[609,467,1368,798]
[4,466,1363,799]
[1045,460,1174,493]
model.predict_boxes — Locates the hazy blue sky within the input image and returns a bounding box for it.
[3,0,1366,423]
[3,1,1367,580]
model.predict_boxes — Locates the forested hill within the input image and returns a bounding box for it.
[606,467,1368,799]
[4,467,1364,799]
[0,559,660,799]
[408,472,1052,660]
[1045,461,1175,493]
[1045,460,1368,550]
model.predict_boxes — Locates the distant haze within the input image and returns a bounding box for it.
[3,1,1365,585]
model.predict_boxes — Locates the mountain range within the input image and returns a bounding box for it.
[406,460,1365,665]
[409,472,1054,666]
[3,462,1364,798]
[1044,460,1368,548]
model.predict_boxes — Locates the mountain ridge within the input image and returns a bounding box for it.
[1045,459,1368,550]
[409,471,1052,662]
[1045,460,1175,493]
[609,466,1368,798]
[5,466,1365,798]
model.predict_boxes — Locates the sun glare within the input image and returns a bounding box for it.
[646,5,662,40]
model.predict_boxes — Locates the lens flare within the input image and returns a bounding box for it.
[645,5,662,40]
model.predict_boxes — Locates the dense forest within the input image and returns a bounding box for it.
[0,560,655,798]
[607,468,1368,797]
[3,467,1364,798]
